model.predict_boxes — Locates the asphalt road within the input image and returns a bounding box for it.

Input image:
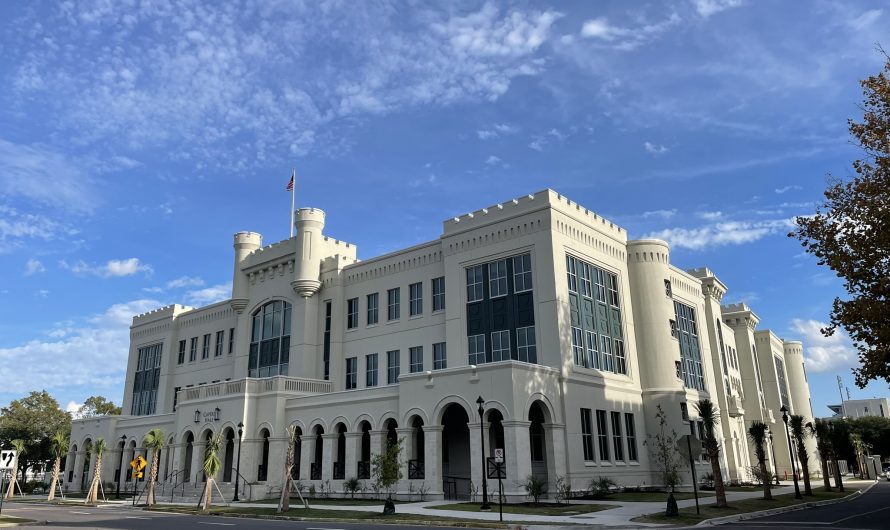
[0,502,489,530]
[723,479,890,530]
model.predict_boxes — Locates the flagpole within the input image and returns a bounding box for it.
[289,168,295,238]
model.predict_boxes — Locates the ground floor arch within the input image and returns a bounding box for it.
[441,403,471,499]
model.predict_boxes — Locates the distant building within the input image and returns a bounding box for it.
[67,189,817,500]
[828,397,890,419]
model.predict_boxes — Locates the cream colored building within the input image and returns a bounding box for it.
[66,190,817,500]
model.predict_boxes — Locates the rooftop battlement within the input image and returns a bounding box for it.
[132,304,193,326]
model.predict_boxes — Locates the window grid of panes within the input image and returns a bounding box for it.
[189,337,197,362]
[581,408,595,461]
[347,298,359,329]
[774,356,790,408]
[131,343,162,416]
[409,346,423,373]
[468,334,485,365]
[596,410,609,461]
[625,413,638,461]
[674,301,705,390]
[466,265,484,302]
[409,283,423,316]
[610,411,624,461]
[432,277,445,311]
[433,342,446,370]
[490,330,511,362]
[215,330,224,357]
[366,353,378,387]
[566,255,627,375]
[386,350,400,384]
[345,357,357,389]
[177,340,186,364]
[367,293,379,325]
[248,300,292,378]
[515,326,537,363]
[513,254,533,292]
[488,260,508,298]
[201,333,210,359]
[387,288,400,321]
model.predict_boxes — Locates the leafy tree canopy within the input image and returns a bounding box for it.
[77,395,122,418]
[0,390,71,475]
[792,52,890,387]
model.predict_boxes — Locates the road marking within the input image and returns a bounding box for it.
[831,504,890,523]
[125,516,152,519]
[197,523,236,526]
[307,528,348,530]
[69,511,93,515]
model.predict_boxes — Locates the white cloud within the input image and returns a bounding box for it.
[477,123,520,140]
[24,258,45,276]
[166,276,205,289]
[61,257,153,278]
[697,211,723,221]
[642,209,677,219]
[775,185,803,194]
[644,141,669,155]
[437,3,562,57]
[0,205,79,251]
[184,284,231,306]
[847,8,882,30]
[485,155,502,165]
[0,139,97,213]
[644,218,794,250]
[693,0,744,18]
[580,13,681,50]
[790,318,857,373]
[66,401,83,417]
[0,299,161,396]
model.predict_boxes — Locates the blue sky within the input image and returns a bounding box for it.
[0,0,887,416]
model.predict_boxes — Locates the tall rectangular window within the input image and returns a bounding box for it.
[611,411,624,461]
[516,327,536,363]
[572,327,585,367]
[228,328,234,354]
[366,353,378,387]
[468,334,485,365]
[201,333,211,359]
[347,298,359,329]
[409,282,423,316]
[323,301,332,380]
[189,337,197,362]
[131,343,162,416]
[432,277,445,311]
[625,413,638,461]
[387,350,400,384]
[177,340,186,364]
[581,408,595,461]
[409,346,423,373]
[491,330,510,362]
[774,356,790,408]
[345,357,357,390]
[433,342,447,370]
[596,410,610,461]
[466,265,485,302]
[674,301,705,390]
[585,330,599,369]
[367,293,379,325]
[215,330,224,357]
[513,254,533,293]
[567,254,626,375]
[387,288,400,321]
[488,260,508,297]
[566,255,578,293]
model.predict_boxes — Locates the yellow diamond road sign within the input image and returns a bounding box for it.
[130,455,147,472]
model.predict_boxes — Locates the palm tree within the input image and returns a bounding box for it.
[695,399,728,508]
[789,415,813,496]
[278,425,299,512]
[4,439,25,499]
[812,419,832,491]
[201,434,223,510]
[85,438,107,504]
[828,421,847,492]
[747,421,772,500]
[143,429,165,506]
[47,431,69,501]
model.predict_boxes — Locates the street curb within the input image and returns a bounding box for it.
[694,480,879,526]
[0,520,46,527]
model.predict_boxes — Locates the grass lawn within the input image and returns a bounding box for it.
[428,502,619,515]
[147,505,523,527]
[0,516,35,524]
[631,485,863,525]
[253,497,406,505]
[596,491,715,502]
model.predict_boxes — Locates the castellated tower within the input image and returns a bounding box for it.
[783,341,819,464]
[230,231,262,313]
[292,207,326,297]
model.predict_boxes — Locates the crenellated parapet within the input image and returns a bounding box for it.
[688,267,728,302]
[292,208,325,297]
[231,231,262,313]
[721,303,760,330]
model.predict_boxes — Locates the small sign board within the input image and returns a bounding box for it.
[0,450,16,470]
[487,457,506,479]
[130,455,147,472]
[494,448,504,463]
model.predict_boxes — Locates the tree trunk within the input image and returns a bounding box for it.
[146,453,159,506]
[47,457,61,501]
[85,458,102,504]
[202,478,214,510]
[800,455,812,496]
[819,450,832,491]
[5,460,19,499]
[708,447,728,507]
[833,456,844,492]
[759,459,773,500]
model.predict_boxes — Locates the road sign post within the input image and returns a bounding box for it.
[489,449,506,522]
[0,449,16,515]
[130,455,146,506]
[679,434,701,515]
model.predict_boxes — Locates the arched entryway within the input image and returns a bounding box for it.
[222,428,235,482]
[441,404,471,499]
[126,440,137,483]
[67,444,77,484]
[201,430,214,482]
[163,436,174,481]
[80,439,92,491]
[408,416,425,479]
[182,432,194,482]
[291,427,303,480]
[488,409,505,457]
[258,428,270,481]
[311,426,324,480]
[529,400,549,485]
[334,423,347,480]
[384,418,398,448]
[358,421,371,479]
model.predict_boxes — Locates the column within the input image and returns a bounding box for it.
[240,439,260,483]
[190,442,207,484]
[545,423,567,490]
[395,426,413,490]
[424,425,444,494]
[369,430,386,457]
[72,450,85,491]
[468,422,484,500]
[503,420,531,495]
[344,432,362,480]
[266,436,288,488]
[321,433,338,482]
[298,436,312,481]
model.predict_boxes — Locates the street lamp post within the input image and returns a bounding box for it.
[233,422,244,502]
[780,406,802,499]
[767,430,780,485]
[476,396,491,511]
[116,435,127,499]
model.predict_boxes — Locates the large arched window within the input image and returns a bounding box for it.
[249,300,292,377]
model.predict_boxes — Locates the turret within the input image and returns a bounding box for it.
[230,231,262,313]
[782,341,814,419]
[292,208,325,297]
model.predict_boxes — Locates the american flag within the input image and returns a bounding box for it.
[286,171,294,191]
